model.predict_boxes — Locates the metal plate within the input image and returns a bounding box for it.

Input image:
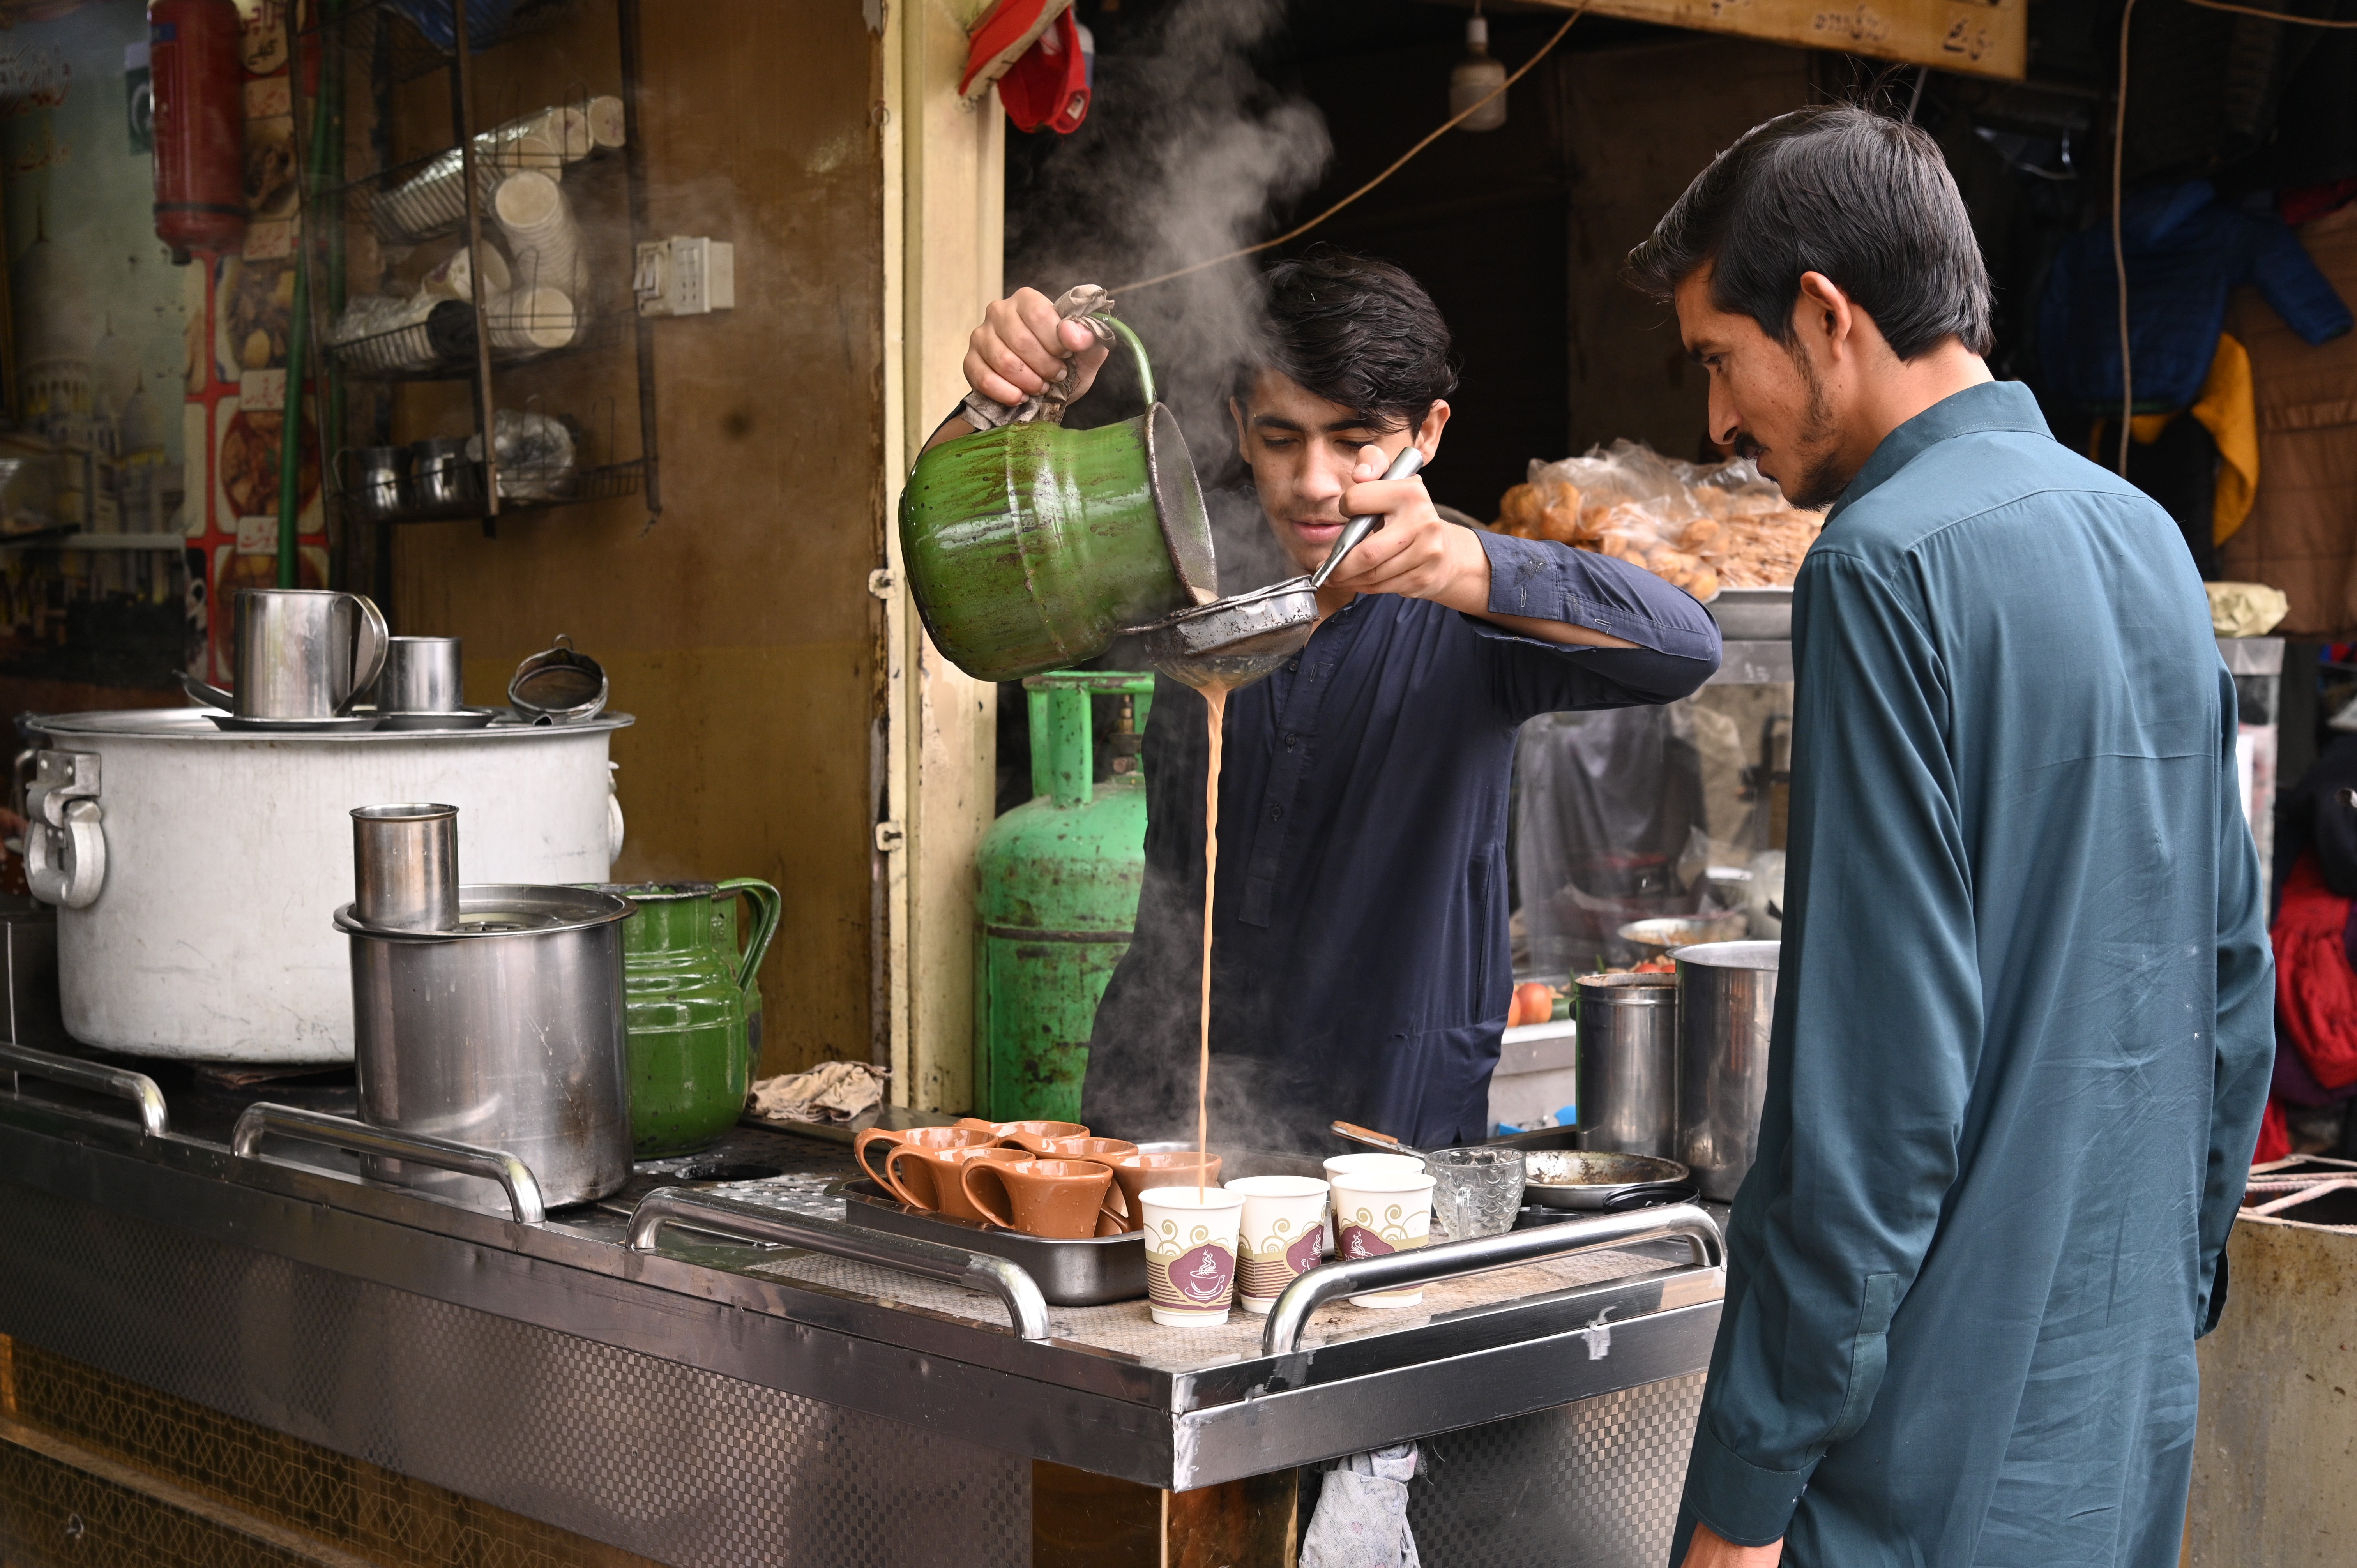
[838,1178,1147,1306]
[207,713,384,733]
[371,707,500,731]
[1408,1373,1706,1568]
[32,709,633,742]
[0,1177,1029,1568]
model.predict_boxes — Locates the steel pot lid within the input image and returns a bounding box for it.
[1523,1150,1691,1188]
[1670,938,1781,970]
[32,708,633,741]
[336,883,634,939]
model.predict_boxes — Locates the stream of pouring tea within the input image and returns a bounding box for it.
[1197,685,1228,1203]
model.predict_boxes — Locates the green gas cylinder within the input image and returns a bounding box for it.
[974,671,1156,1123]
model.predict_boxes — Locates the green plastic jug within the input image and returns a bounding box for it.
[588,879,783,1157]
[898,319,1218,682]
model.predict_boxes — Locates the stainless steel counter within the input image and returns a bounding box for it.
[0,1047,1723,1568]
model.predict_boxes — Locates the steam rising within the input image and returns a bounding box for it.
[1007,0,1333,486]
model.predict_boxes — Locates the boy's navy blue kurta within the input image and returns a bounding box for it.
[1081,534,1720,1150]
[1671,382,2274,1567]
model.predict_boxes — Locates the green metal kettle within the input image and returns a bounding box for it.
[898,317,1218,682]
[586,878,783,1157]
[974,671,1154,1122]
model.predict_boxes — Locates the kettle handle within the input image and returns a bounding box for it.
[714,877,783,995]
[341,593,389,711]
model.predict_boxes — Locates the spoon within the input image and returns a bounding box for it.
[1330,1120,1442,1163]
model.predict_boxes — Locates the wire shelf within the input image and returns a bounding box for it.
[327,291,630,381]
[304,0,583,88]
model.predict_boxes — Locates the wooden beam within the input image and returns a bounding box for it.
[1518,0,2027,81]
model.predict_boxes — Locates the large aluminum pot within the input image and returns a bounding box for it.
[1673,939,1781,1201]
[24,709,631,1063]
[340,884,633,1207]
[1573,971,1678,1158]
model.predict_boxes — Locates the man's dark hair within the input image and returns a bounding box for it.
[1247,248,1458,430]
[1626,104,1994,360]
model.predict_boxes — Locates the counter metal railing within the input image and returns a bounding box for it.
[627,1187,1055,1341]
[1262,1201,1723,1356]
[231,1101,547,1224]
[0,1039,168,1138]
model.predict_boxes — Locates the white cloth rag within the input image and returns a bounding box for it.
[746,1061,888,1124]
[1300,1443,1421,1568]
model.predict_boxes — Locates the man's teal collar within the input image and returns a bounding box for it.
[1825,380,2052,524]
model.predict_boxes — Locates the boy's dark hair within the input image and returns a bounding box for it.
[1626,104,1994,360]
[1247,248,1458,430]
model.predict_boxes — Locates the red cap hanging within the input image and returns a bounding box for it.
[961,0,1090,136]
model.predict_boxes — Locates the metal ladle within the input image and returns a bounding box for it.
[1129,445,1426,692]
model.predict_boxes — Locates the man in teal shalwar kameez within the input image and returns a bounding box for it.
[1628,108,2275,1568]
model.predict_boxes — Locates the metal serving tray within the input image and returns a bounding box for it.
[837,1177,1147,1306]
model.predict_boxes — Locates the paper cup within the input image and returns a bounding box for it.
[493,170,585,296]
[1328,1171,1436,1309]
[1139,1186,1244,1328]
[421,243,513,304]
[1322,1153,1423,1253]
[1227,1175,1330,1314]
[485,286,578,351]
[587,94,626,150]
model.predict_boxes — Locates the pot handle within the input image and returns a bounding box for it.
[0,1040,167,1138]
[714,877,783,995]
[1260,1201,1723,1358]
[341,593,390,711]
[231,1102,546,1225]
[24,749,104,910]
[627,1188,1053,1340]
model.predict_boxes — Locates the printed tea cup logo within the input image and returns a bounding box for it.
[1171,1243,1233,1304]
[1285,1229,1323,1274]
[1340,1224,1395,1261]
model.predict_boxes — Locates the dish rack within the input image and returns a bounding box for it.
[287,0,661,547]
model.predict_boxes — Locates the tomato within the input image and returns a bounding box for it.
[1510,981,1555,1028]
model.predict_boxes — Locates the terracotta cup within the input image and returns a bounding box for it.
[1033,1135,1138,1163]
[960,1157,1119,1240]
[852,1123,994,1185]
[1109,1151,1223,1224]
[883,1143,1027,1224]
[956,1117,1090,1154]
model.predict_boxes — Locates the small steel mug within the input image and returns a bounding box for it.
[350,803,459,932]
[378,636,464,713]
[231,589,390,719]
[409,438,483,517]
[336,447,408,523]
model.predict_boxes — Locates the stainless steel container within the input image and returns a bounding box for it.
[1674,939,1780,1201]
[233,589,389,718]
[339,884,634,1207]
[378,636,465,714]
[350,803,458,931]
[1574,971,1678,1158]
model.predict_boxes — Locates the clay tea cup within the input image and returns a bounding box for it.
[957,1117,1090,1155]
[882,1143,1027,1224]
[959,1157,1120,1240]
[1033,1135,1138,1163]
[1110,1151,1223,1223]
[853,1123,995,1185]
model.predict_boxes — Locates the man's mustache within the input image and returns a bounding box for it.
[1732,432,1765,462]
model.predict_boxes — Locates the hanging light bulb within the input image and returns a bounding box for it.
[1449,5,1508,133]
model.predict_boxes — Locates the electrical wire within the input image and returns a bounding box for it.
[2112,0,2138,476]
[2111,0,2357,473]
[2180,0,2357,26]
[1115,1,1590,293]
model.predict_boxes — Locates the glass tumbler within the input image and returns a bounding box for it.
[1426,1147,1526,1240]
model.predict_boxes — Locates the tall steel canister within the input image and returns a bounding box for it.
[1573,972,1679,1157]
[1674,940,1781,1200]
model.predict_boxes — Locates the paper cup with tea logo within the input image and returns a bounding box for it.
[1226,1175,1331,1314]
[1139,1186,1246,1328]
[1328,1170,1437,1308]
[1322,1152,1423,1254]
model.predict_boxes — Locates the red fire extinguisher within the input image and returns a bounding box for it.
[150,0,247,263]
